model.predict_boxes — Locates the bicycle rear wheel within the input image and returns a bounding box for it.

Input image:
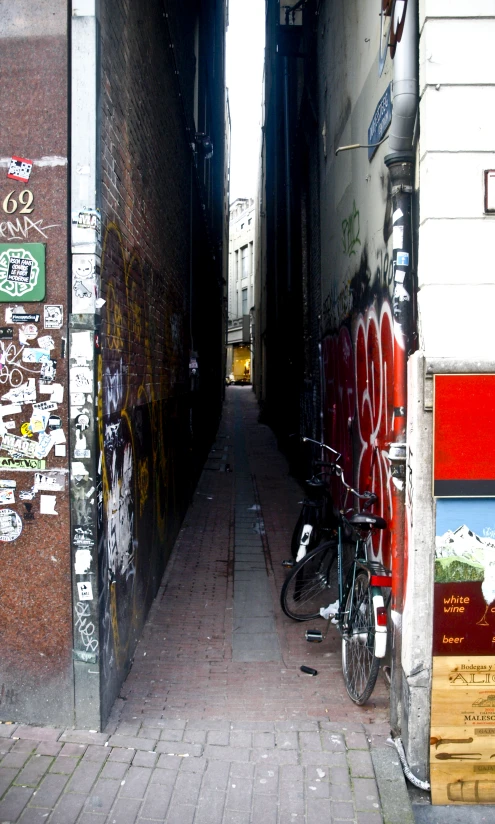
[341,570,380,704]
[280,540,338,621]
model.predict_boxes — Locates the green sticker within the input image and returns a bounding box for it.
[0,244,46,302]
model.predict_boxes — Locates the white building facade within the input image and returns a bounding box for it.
[227,197,256,382]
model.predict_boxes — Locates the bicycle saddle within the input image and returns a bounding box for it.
[348,512,387,530]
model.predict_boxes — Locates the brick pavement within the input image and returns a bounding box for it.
[0,387,399,823]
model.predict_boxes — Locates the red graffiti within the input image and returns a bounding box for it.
[322,303,394,568]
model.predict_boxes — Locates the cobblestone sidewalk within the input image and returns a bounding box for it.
[0,387,406,824]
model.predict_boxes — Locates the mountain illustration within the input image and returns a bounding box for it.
[435,524,495,599]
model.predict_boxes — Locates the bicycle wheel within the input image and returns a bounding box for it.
[341,570,380,704]
[281,540,338,621]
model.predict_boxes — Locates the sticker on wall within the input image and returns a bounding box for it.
[47,415,62,430]
[0,433,38,459]
[34,472,65,492]
[0,509,22,541]
[2,378,36,404]
[19,488,35,501]
[40,494,57,515]
[7,156,33,183]
[72,256,99,314]
[74,548,92,575]
[22,348,50,364]
[19,323,38,343]
[20,423,33,438]
[9,313,40,324]
[0,480,16,489]
[29,412,48,434]
[392,225,404,250]
[396,252,409,267]
[40,383,63,403]
[0,489,15,505]
[0,327,13,340]
[0,457,45,470]
[37,335,54,351]
[32,401,57,412]
[77,581,93,601]
[75,412,90,431]
[36,433,54,459]
[72,208,101,235]
[40,359,56,383]
[73,524,94,548]
[44,305,63,329]
[54,444,66,457]
[70,367,92,393]
[71,330,93,360]
[0,245,46,301]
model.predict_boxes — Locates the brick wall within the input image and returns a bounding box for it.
[0,2,72,726]
[98,0,226,722]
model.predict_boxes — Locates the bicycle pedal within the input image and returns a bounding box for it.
[305,629,323,643]
[282,559,294,569]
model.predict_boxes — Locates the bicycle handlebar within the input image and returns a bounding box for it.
[333,464,378,507]
[301,436,341,462]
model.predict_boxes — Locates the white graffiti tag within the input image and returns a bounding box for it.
[74,601,99,653]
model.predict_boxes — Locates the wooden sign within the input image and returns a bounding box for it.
[431,656,495,804]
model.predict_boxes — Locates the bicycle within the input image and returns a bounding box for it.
[281,461,391,704]
[286,436,341,564]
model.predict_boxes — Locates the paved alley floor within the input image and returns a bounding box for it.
[0,387,406,824]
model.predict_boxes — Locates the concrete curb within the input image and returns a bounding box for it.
[371,747,416,824]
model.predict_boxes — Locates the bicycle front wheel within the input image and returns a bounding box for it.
[341,570,380,704]
[280,540,338,621]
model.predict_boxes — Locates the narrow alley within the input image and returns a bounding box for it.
[0,388,407,824]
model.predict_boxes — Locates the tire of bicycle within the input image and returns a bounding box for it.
[341,569,380,705]
[280,540,338,621]
[290,504,322,559]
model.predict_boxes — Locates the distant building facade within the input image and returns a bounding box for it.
[227,197,256,383]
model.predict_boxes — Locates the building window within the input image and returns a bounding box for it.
[241,245,249,278]
[242,288,248,315]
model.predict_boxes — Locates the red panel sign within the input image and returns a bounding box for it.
[434,375,495,496]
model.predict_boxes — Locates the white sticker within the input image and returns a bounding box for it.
[54,444,66,457]
[40,494,57,515]
[32,401,58,412]
[50,384,64,404]
[71,330,93,360]
[0,480,16,489]
[51,429,66,445]
[395,269,406,283]
[34,472,65,492]
[72,461,89,479]
[36,433,54,459]
[37,335,55,351]
[22,348,51,364]
[75,549,92,575]
[0,509,22,541]
[392,208,403,224]
[44,305,63,329]
[0,489,15,504]
[77,581,93,601]
[392,225,404,250]
[2,378,36,403]
[70,367,92,393]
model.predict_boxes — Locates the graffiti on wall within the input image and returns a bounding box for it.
[341,200,361,258]
[322,301,393,566]
[97,221,187,715]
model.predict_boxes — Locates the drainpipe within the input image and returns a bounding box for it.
[283,55,292,293]
[383,0,418,735]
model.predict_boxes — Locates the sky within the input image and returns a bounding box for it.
[226,0,266,203]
